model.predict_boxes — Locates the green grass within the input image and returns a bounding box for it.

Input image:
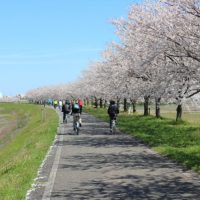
[135,103,200,124]
[0,103,58,200]
[84,106,200,173]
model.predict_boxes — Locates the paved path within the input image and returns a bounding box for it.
[26,112,200,200]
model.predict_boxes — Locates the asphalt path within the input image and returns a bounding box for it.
[26,111,200,200]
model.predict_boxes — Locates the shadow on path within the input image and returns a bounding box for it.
[51,175,199,200]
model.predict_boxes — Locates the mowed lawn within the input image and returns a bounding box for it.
[0,103,58,200]
[135,103,200,124]
[85,104,200,173]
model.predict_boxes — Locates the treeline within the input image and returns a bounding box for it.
[26,0,200,121]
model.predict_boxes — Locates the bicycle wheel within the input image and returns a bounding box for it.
[76,122,79,135]
[113,124,116,134]
[111,119,116,134]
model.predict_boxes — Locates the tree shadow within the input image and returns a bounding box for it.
[59,151,179,171]
[57,134,140,148]
[51,173,200,199]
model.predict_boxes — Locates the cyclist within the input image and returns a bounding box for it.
[72,100,81,130]
[62,100,71,123]
[78,98,84,114]
[53,99,58,109]
[107,100,119,132]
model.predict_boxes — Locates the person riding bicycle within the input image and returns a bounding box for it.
[62,100,71,123]
[78,98,84,114]
[107,100,119,132]
[72,100,82,129]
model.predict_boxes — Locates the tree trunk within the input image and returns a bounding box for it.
[144,96,150,116]
[131,99,136,113]
[91,98,94,107]
[94,97,98,108]
[117,97,120,110]
[86,98,90,106]
[176,104,182,121]
[84,99,86,106]
[104,100,107,108]
[100,98,103,108]
[155,97,161,118]
[124,98,128,112]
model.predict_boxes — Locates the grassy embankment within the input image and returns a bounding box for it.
[84,105,200,173]
[0,103,58,200]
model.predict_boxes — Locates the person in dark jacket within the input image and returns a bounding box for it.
[62,100,71,123]
[107,100,119,131]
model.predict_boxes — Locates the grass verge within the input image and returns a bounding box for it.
[0,103,58,200]
[84,106,200,173]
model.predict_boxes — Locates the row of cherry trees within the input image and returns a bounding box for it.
[26,0,200,120]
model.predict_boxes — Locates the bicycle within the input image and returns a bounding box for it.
[63,112,71,124]
[73,113,80,135]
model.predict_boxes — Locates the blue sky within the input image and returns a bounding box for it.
[0,0,142,96]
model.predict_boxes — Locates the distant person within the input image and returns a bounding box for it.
[53,100,58,109]
[62,100,71,123]
[78,99,84,114]
[107,100,119,132]
[59,100,63,111]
